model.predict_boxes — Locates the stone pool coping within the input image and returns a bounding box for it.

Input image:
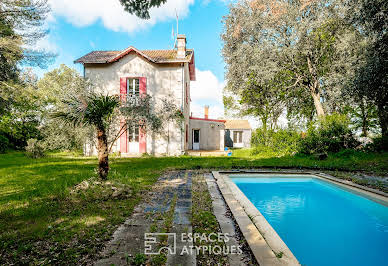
[213,171,300,266]
[213,170,388,266]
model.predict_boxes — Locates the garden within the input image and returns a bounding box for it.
[1,0,387,265]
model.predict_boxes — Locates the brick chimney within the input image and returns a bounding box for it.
[177,34,186,59]
[204,105,209,119]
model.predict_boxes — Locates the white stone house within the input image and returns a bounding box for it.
[224,120,252,148]
[75,35,226,155]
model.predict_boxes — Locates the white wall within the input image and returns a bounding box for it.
[84,52,190,155]
[189,119,225,150]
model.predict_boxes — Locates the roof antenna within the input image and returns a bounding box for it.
[173,9,179,49]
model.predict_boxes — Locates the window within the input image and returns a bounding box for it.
[127,78,140,96]
[233,131,243,143]
[128,126,139,142]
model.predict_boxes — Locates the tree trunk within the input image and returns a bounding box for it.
[97,127,109,180]
[310,84,325,117]
[377,103,388,138]
[307,56,325,117]
[360,99,368,137]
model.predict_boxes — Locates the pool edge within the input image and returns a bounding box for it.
[212,171,300,266]
[213,170,387,266]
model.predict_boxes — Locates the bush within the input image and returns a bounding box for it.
[251,128,301,156]
[299,114,359,155]
[25,138,45,158]
[0,134,9,153]
[365,136,388,152]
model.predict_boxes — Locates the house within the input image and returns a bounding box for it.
[75,34,226,156]
[224,120,252,148]
[189,106,225,151]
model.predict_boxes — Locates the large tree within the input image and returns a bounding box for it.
[0,0,52,76]
[347,0,388,137]
[222,0,354,120]
[0,0,53,148]
[119,0,167,19]
[37,64,91,150]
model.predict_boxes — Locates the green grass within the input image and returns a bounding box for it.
[192,174,229,265]
[0,150,387,264]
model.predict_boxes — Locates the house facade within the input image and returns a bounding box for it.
[75,35,195,156]
[225,120,252,148]
[75,35,252,155]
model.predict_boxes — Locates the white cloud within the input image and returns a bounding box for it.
[190,68,225,119]
[48,0,195,33]
[191,69,225,103]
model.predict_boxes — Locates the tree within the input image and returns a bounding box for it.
[158,96,184,154]
[346,97,379,137]
[239,73,286,131]
[0,0,53,76]
[119,0,167,19]
[53,91,162,179]
[37,65,91,150]
[53,93,120,180]
[0,70,42,149]
[347,0,388,137]
[0,0,54,149]
[222,0,354,120]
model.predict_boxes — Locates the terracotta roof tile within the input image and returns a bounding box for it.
[74,51,120,64]
[225,120,251,129]
[75,48,193,64]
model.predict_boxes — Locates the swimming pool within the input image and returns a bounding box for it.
[231,175,388,266]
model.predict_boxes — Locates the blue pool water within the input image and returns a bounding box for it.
[231,175,388,266]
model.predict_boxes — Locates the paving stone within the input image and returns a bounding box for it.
[204,173,248,265]
[95,171,197,265]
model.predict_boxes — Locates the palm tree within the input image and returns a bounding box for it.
[53,93,119,180]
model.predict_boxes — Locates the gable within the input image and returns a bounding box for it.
[75,47,196,81]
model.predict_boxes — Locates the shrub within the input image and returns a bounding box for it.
[251,128,301,156]
[365,136,388,152]
[0,134,9,153]
[299,114,359,155]
[25,138,45,158]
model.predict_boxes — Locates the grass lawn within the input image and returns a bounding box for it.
[0,150,387,264]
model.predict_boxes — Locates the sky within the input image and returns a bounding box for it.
[36,0,232,120]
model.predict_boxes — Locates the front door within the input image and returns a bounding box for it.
[128,126,139,153]
[193,129,200,150]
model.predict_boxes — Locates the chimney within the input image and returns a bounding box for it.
[177,34,186,59]
[204,105,209,119]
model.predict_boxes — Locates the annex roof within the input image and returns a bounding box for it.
[225,120,251,129]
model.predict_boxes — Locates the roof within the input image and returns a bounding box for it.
[190,117,226,123]
[74,47,194,64]
[75,46,196,81]
[225,120,251,129]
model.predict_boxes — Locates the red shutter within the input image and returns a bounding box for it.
[120,77,127,101]
[139,77,147,153]
[120,78,127,153]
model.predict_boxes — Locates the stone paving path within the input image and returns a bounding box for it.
[95,171,255,266]
[95,171,195,266]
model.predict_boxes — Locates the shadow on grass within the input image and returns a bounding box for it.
[0,150,387,264]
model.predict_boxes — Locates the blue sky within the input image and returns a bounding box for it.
[38,0,231,118]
